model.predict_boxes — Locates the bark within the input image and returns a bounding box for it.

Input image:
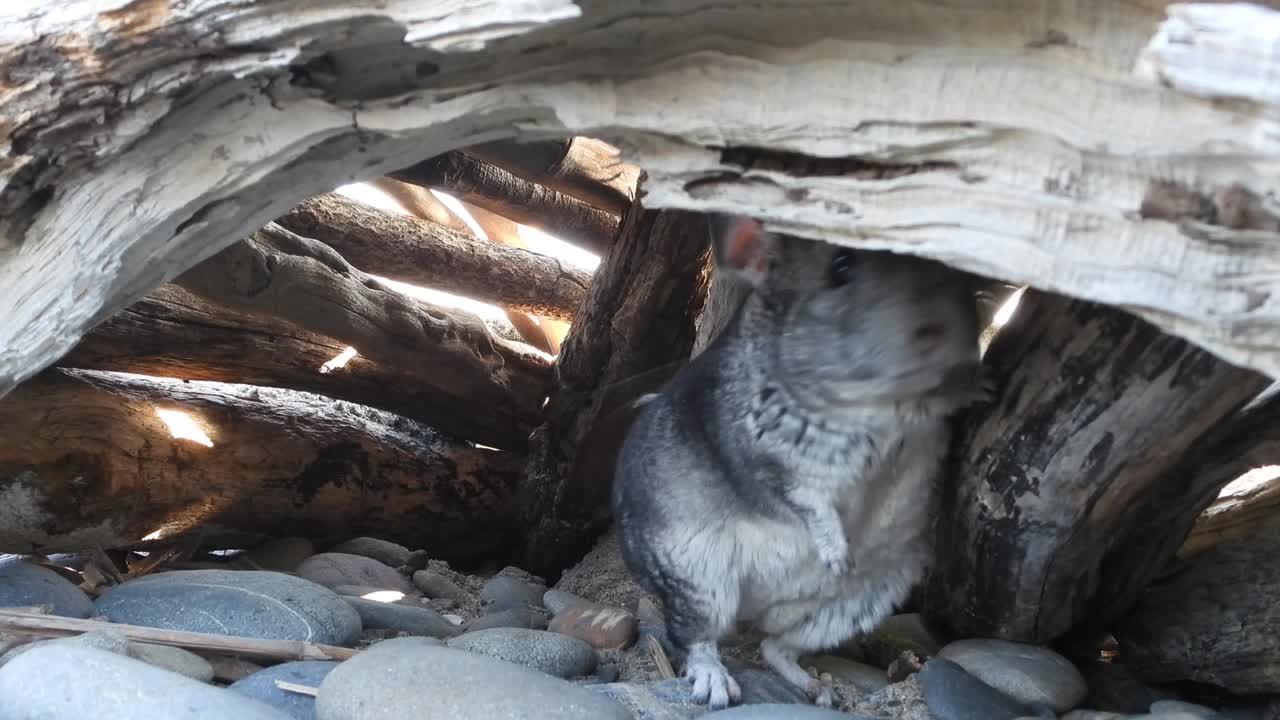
[277,192,590,322]
[59,283,514,442]
[518,205,714,579]
[924,289,1270,644]
[390,151,621,256]
[462,137,641,216]
[0,369,523,564]
[171,222,550,450]
[4,1,1280,416]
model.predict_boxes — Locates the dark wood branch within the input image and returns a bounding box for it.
[390,152,620,256]
[277,192,591,323]
[172,222,550,450]
[924,289,1269,643]
[517,205,714,579]
[60,283,520,444]
[0,369,523,563]
[462,137,641,216]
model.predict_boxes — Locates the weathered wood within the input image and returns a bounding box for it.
[924,289,1269,643]
[173,222,550,450]
[1114,485,1280,692]
[277,192,590,322]
[4,1,1280,412]
[390,151,621,256]
[0,368,522,563]
[59,283,514,441]
[518,205,713,579]
[463,137,641,216]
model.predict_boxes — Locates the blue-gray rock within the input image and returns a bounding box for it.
[128,643,215,683]
[735,668,811,705]
[94,570,362,646]
[1149,700,1223,718]
[296,553,415,595]
[466,607,537,631]
[447,627,597,678]
[704,704,877,719]
[480,574,545,611]
[411,571,469,601]
[588,682,703,720]
[229,661,339,720]
[920,658,1032,720]
[544,589,589,615]
[326,538,411,569]
[938,637,1087,712]
[342,597,459,638]
[315,637,630,719]
[0,557,94,618]
[0,643,293,719]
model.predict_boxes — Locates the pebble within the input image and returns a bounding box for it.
[128,643,215,683]
[588,681,703,720]
[732,666,811,705]
[806,655,890,694]
[240,537,315,572]
[94,569,362,646]
[0,628,130,668]
[704,704,879,719]
[861,613,944,668]
[447,627,598,678]
[342,597,459,638]
[549,598,638,650]
[1150,700,1223,718]
[1059,712,1142,719]
[412,570,469,601]
[0,557,95,618]
[480,573,546,612]
[919,657,1032,720]
[937,637,1087,713]
[229,660,339,720]
[315,637,630,719]
[0,643,293,719]
[326,537,411,569]
[544,588,590,615]
[297,553,415,595]
[208,655,265,683]
[467,607,538,631]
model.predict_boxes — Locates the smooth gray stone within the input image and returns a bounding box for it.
[314,637,630,719]
[296,553,415,595]
[342,597,459,638]
[411,570,469,601]
[466,607,537,631]
[543,588,589,615]
[326,538,411,569]
[938,638,1087,713]
[241,537,315,573]
[229,661,339,720]
[447,627,597,678]
[480,574,545,611]
[1149,700,1224,718]
[0,643,293,719]
[0,557,94,618]
[704,704,877,718]
[588,682,703,720]
[806,655,890,695]
[94,569,361,646]
[920,658,1032,720]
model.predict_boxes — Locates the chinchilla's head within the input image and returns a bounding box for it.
[710,214,981,409]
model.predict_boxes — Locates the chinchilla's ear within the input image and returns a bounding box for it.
[709,213,774,289]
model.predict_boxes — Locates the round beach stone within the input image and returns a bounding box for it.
[807,655,890,695]
[326,537,411,569]
[412,570,469,601]
[938,638,1087,712]
[342,597,459,638]
[94,569,362,646]
[920,657,1032,720]
[543,589,590,615]
[548,600,638,650]
[297,553,415,595]
[0,643,293,719]
[480,573,546,611]
[704,704,878,719]
[229,661,339,720]
[315,637,630,720]
[448,627,597,678]
[241,537,315,573]
[467,607,537,631]
[0,557,94,618]
[128,643,215,683]
[1149,700,1223,718]
[588,681,703,720]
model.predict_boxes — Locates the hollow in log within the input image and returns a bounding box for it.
[462,137,641,216]
[924,289,1269,643]
[0,369,523,564]
[518,205,713,579]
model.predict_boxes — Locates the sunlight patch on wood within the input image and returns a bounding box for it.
[992,286,1027,328]
[319,346,358,374]
[154,408,214,448]
[1217,465,1280,499]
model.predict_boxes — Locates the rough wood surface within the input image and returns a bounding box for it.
[173,222,550,450]
[518,205,713,579]
[390,151,620,256]
[463,137,641,216]
[3,1,1280,405]
[1114,487,1280,692]
[59,283,506,438]
[277,192,590,322]
[0,369,523,562]
[924,289,1269,643]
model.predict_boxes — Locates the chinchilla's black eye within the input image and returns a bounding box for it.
[828,249,856,287]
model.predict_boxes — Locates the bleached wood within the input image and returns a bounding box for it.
[3,0,1280,401]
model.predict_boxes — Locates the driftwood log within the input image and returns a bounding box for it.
[4,2,1280,403]
[390,152,620,256]
[0,369,523,563]
[925,289,1269,643]
[277,192,591,322]
[463,138,641,217]
[173,222,550,450]
[519,206,713,578]
[58,283,501,438]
